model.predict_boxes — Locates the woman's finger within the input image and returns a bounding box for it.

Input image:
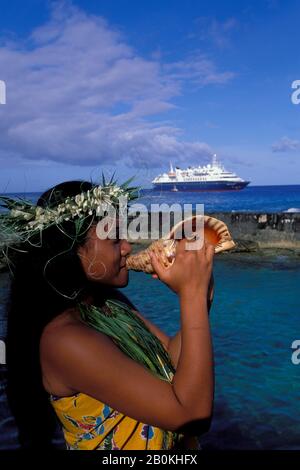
[205,242,215,258]
[149,252,165,279]
[176,238,188,253]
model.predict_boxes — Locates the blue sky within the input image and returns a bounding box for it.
[0,0,299,192]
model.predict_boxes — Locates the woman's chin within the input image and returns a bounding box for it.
[115,269,129,287]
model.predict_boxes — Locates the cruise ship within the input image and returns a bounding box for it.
[152,154,250,192]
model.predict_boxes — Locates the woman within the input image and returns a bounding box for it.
[3,179,214,450]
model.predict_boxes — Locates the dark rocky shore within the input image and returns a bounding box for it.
[128,211,300,247]
[1,211,300,272]
[213,211,300,251]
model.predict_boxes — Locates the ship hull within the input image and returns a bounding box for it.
[152,181,250,192]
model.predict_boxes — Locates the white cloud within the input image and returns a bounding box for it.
[0,1,234,170]
[164,55,235,87]
[194,16,239,49]
[271,137,300,153]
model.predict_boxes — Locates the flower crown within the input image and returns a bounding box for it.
[0,176,139,257]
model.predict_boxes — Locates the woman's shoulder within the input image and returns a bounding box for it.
[40,302,108,353]
[40,304,115,397]
[39,308,81,396]
[41,306,82,340]
[40,289,138,380]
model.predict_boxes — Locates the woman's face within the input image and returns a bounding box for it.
[77,221,132,287]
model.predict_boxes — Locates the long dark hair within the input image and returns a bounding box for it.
[6,180,102,448]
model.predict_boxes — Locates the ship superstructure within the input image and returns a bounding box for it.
[152,154,250,191]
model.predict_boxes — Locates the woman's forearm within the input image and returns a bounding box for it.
[168,331,182,369]
[168,275,214,369]
[171,293,214,419]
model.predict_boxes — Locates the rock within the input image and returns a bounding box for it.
[230,239,259,253]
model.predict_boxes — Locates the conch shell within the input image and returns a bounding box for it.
[126,215,235,274]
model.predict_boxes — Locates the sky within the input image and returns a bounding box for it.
[0,0,300,192]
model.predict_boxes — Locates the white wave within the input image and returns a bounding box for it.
[284,207,300,213]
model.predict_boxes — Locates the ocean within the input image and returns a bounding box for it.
[1,184,300,213]
[124,255,300,450]
[139,185,300,213]
[0,185,299,449]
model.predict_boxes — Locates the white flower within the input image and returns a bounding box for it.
[93,187,101,198]
[75,195,82,206]
[96,206,102,216]
[11,180,134,234]
[11,209,26,218]
[35,207,44,217]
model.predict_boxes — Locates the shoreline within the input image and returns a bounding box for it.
[127,210,300,252]
[1,211,300,272]
[128,241,300,263]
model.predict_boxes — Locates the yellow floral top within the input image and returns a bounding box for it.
[50,392,181,450]
[49,299,191,450]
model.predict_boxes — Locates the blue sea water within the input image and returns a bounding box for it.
[124,255,300,450]
[1,184,300,213]
[138,185,300,213]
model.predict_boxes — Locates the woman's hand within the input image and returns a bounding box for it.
[150,238,214,298]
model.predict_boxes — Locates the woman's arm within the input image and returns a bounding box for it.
[167,273,214,369]
[113,273,214,369]
[149,241,214,419]
[174,293,213,415]
[168,330,181,369]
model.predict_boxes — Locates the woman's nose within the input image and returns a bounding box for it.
[121,239,132,256]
